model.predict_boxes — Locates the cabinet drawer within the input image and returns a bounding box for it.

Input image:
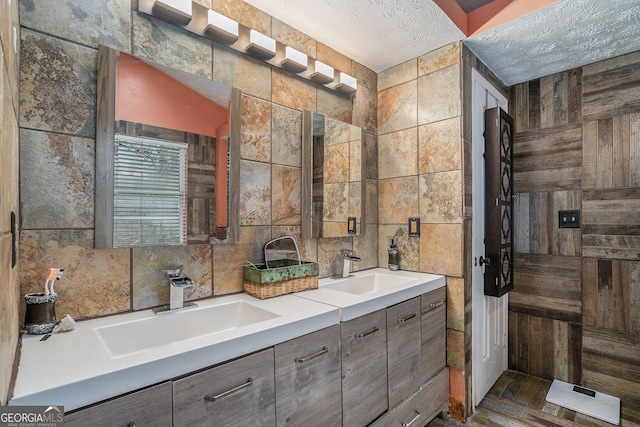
[275,325,342,427]
[372,367,449,427]
[64,382,172,427]
[421,288,446,382]
[173,348,275,427]
[387,297,422,409]
[342,309,388,426]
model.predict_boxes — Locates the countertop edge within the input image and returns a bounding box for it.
[10,297,340,411]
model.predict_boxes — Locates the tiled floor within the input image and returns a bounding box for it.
[428,370,638,427]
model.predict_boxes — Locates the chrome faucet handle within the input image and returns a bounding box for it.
[341,249,362,262]
[162,265,183,277]
[153,268,198,313]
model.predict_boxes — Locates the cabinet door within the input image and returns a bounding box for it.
[387,297,421,409]
[173,348,275,427]
[342,309,388,426]
[371,368,449,427]
[421,287,447,382]
[275,325,342,427]
[64,382,172,427]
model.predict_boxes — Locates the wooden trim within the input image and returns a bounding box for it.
[98,46,240,246]
[301,111,313,239]
[215,137,229,238]
[358,127,366,237]
[95,45,117,249]
[228,88,241,243]
[301,113,366,239]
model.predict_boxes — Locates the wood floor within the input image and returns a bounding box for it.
[428,370,639,427]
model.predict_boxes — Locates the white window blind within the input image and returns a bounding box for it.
[113,135,187,247]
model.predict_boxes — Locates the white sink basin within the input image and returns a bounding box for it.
[296,268,446,321]
[96,301,280,358]
[322,272,414,295]
[12,293,340,412]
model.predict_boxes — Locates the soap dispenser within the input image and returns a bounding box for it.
[388,239,399,271]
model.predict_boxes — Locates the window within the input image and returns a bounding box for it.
[113,135,187,247]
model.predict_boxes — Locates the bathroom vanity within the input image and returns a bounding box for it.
[298,269,448,426]
[12,269,446,427]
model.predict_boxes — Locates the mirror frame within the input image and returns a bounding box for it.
[301,111,365,239]
[95,45,240,248]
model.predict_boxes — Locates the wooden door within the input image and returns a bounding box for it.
[274,325,342,427]
[421,288,447,382]
[387,297,421,409]
[341,309,388,426]
[173,348,275,427]
[65,382,172,427]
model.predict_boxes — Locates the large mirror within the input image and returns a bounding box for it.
[95,46,240,248]
[301,112,365,238]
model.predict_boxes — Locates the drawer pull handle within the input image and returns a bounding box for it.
[205,377,253,402]
[397,313,416,324]
[401,410,421,427]
[427,300,445,311]
[355,326,379,339]
[296,346,328,363]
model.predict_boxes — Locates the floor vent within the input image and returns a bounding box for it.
[546,379,620,425]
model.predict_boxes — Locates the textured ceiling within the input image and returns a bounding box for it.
[241,0,465,74]
[242,0,640,85]
[465,0,640,85]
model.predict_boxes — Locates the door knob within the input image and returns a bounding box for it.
[479,256,491,266]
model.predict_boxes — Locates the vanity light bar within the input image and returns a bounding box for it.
[280,46,308,73]
[138,1,356,95]
[205,10,239,45]
[310,60,334,84]
[336,72,357,94]
[151,0,192,25]
[246,30,276,60]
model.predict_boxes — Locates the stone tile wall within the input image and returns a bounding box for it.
[0,0,20,405]
[377,41,467,418]
[377,43,462,276]
[17,0,377,322]
[11,0,474,414]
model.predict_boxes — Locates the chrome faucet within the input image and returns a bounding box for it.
[154,265,196,313]
[340,249,362,278]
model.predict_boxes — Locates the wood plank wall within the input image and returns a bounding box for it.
[509,50,640,422]
[509,68,583,384]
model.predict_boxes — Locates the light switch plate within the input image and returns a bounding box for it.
[408,217,420,236]
[347,216,356,234]
[558,210,580,228]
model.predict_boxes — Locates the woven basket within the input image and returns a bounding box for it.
[243,259,319,299]
[244,275,318,299]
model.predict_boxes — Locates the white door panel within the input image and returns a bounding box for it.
[471,68,508,408]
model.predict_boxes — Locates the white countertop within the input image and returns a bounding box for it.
[294,268,446,321]
[10,293,339,411]
[10,268,445,411]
